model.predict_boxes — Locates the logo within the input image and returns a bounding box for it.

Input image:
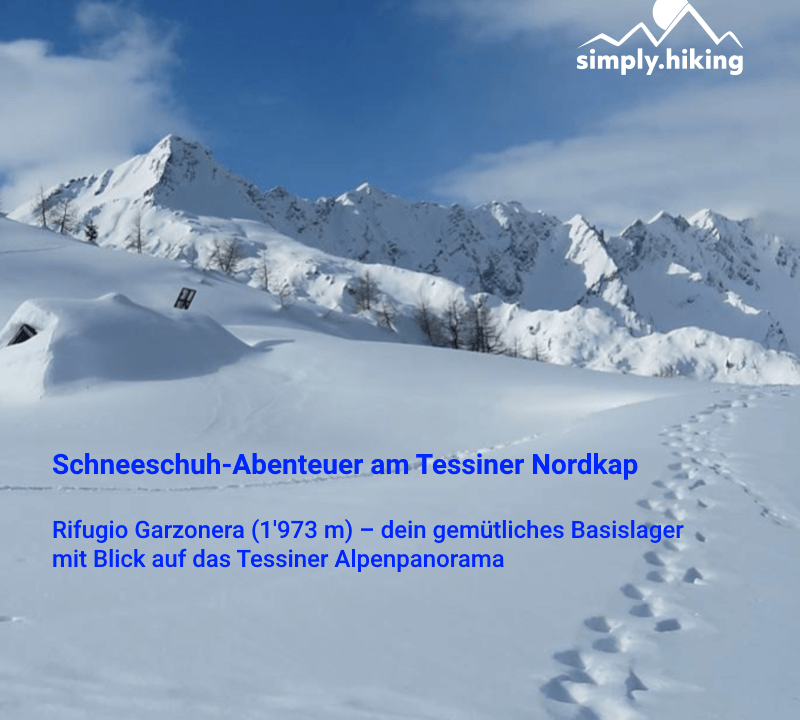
[577,1,743,76]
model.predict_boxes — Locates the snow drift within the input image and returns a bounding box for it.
[0,293,251,400]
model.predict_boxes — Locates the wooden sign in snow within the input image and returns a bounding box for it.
[174,288,197,310]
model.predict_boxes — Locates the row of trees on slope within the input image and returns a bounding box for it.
[350,271,547,361]
[34,188,80,235]
[32,188,102,244]
[25,192,546,361]
[30,194,263,287]
[33,189,177,257]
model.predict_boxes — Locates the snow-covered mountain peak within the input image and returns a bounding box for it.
[334,183,401,210]
[149,133,205,158]
[8,135,266,223]
[113,134,221,202]
[688,208,749,239]
[353,182,388,196]
[139,135,265,220]
[145,134,218,188]
[8,137,800,384]
[647,210,691,233]
[689,208,720,227]
[566,214,604,237]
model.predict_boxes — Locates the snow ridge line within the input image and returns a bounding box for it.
[538,388,789,720]
[0,434,540,494]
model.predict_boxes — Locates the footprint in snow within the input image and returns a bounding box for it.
[630,603,654,618]
[654,619,682,633]
[621,583,645,600]
[553,649,586,670]
[625,670,648,699]
[592,635,622,653]
[643,551,665,567]
[683,567,704,584]
[583,616,612,633]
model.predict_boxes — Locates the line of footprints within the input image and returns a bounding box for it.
[540,392,767,720]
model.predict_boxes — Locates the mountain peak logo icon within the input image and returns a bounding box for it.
[580,1,742,48]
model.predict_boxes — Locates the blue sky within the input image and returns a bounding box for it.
[1,1,798,229]
[2,0,612,198]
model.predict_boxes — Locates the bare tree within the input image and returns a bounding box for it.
[51,198,77,235]
[529,339,549,363]
[127,212,145,254]
[253,250,270,291]
[351,270,378,312]
[182,245,199,269]
[505,334,524,359]
[278,282,294,309]
[657,364,678,378]
[33,186,52,229]
[466,294,504,354]
[84,219,99,244]
[414,296,444,346]
[209,238,245,276]
[443,293,469,349]
[376,297,397,331]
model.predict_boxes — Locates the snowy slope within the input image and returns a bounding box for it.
[9,136,800,383]
[0,214,798,720]
[0,293,251,401]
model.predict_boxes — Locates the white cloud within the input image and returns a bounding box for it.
[75,1,130,32]
[0,2,193,208]
[418,0,800,42]
[437,77,800,230]
[418,0,636,39]
[425,0,800,230]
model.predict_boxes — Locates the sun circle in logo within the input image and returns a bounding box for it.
[652,0,689,30]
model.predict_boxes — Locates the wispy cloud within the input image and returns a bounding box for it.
[417,0,800,41]
[0,2,193,208]
[424,0,800,229]
[437,78,800,230]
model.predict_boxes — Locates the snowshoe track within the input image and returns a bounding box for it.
[539,387,791,719]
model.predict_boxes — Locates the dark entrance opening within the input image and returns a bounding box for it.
[8,324,37,346]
